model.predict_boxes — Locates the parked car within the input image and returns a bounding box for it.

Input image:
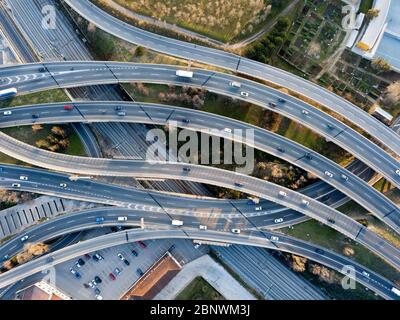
[123,259,130,266]
[117,253,125,261]
[109,273,116,281]
[137,241,147,249]
[131,249,138,257]
[93,253,104,262]
[136,268,144,277]
[114,267,122,276]
[94,276,102,285]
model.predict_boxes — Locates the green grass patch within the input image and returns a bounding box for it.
[176,277,224,300]
[282,220,400,283]
[0,90,69,108]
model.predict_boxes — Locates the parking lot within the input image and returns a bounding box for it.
[54,229,206,300]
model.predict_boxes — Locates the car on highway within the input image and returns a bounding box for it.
[136,268,144,277]
[59,183,68,188]
[117,216,128,222]
[12,183,21,188]
[234,183,244,188]
[240,91,249,98]
[38,67,46,73]
[274,218,284,224]
[315,248,325,255]
[255,206,263,211]
[277,147,285,153]
[109,273,116,281]
[223,128,232,133]
[324,171,334,178]
[70,268,81,279]
[278,98,286,103]
[117,253,125,261]
[19,176,28,181]
[95,217,105,224]
[301,110,309,115]
[278,191,287,197]
[270,236,280,242]
[302,199,310,206]
[117,111,126,117]
[362,271,370,278]
[269,102,277,108]
[182,119,190,124]
[64,105,74,111]
[131,249,138,257]
[327,218,336,224]
[20,235,29,242]
[93,253,104,262]
[304,153,313,160]
[199,225,208,230]
[194,243,201,249]
[231,229,241,234]
[114,267,122,276]
[341,174,349,181]
[183,167,191,173]
[115,106,122,111]
[229,81,241,89]
[3,111,12,116]
[326,124,335,130]
[395,169,400,176]
[32,114,40,119]
[137,241,147,249]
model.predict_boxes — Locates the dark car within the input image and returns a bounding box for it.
[183,167,191,173]
[136,268,144,277]
[115,106,122,111]
[304,153,313,160]
[327,219,336,224]
[83,283,90,289]
[38,67,46,73]
[123,259,130,266]
[277,147,285,153]
[278,98,286,103]
[77,258,85,266]
[84,254,91,260]
[32,114,40,119]
[95,288,101,295]
[326,124,335,130]
[182,119,190,124]
[138,241,147,249]
[131,249,138,257]
[94,276,102,284]
[315,248,325,255]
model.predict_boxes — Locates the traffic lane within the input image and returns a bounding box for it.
[1,62,399,190]
[1,102,395,223]
[0,227,398,299]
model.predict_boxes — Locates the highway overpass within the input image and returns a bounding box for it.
[64,0,400,157]
[1,101,398,232]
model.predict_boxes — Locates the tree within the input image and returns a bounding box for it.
[371,58,391,73]
[366,8,380,19]
[135,46,145,57]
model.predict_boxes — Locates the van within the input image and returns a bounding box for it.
[229,81,241,89]
[171,220,184,226]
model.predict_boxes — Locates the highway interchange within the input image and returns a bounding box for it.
[0,0,398,301]
[1,101,399,233]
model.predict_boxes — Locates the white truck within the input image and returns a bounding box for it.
[392,287,400,297]
[176,70,193,78]
[171,220,184,226]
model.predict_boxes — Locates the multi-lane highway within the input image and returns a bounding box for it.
[1,101,398,232]
[0,225,398,300]
[1,62,399,192]
[0,133,399,268]
[64,0,400,157]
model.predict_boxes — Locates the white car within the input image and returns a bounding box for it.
[231,229,241,234]
[302,199,310,206]
[117,253,125,261]
[224,128,232,133]
[301,110,309,115]
[255,206,263,211]
[20,235,29,242]
[274,218,284,224]
[240,91,249,97]
[3,111,12,116]
[270,236,280,242]
[395,169,400,176]
[199,225,208,230]
[278,191,287,197]
[12,183,21,188]
[324,171,334,178]
[59,183,67,188]
[194,243,201,249]
[362,271,370,278]
[341,174,349,181]
[118,216,128,222]
[95,295,103,300]
[19,176,28,181]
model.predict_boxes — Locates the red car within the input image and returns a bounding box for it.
[109,273,116,281]
[138,241,147,249]
[64,105,74,111]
